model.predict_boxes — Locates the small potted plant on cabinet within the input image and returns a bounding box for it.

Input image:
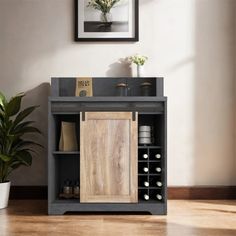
[0,92,41,209]
[129,54,148,77]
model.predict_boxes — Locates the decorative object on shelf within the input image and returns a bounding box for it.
[116,83,129,96]
[59,179,80,199]
[75,77,93,97]
[59,122,78,152]
[140,82,152,96]
[138,125,152,145]
[129,54,148,77]
[0,92,41,209]
[73,180,80,198]
[63,179,73,195]
[75,0,139,42]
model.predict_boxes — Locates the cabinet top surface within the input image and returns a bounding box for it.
[51,77,165,98]
[49,96,167,102]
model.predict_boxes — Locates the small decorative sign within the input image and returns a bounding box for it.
[75,77,93,97]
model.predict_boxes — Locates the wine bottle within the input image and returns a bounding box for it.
[143,167,149,173]
[143,154,148,159]
[156,194,162,200]
[155,154,161,159]
[144,194,149,201]
[156,181,162,187]
[143,181,149,187]
[155,167,161,173]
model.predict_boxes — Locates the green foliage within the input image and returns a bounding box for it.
[0,92,41,183]
[129,54,148,66]
[87,0,120,14]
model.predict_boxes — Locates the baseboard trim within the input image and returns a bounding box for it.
[10,186,47,199]
[168,186,236,200]
[9,186,236,200]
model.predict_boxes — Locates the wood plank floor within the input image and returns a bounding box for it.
[0,200,235,236]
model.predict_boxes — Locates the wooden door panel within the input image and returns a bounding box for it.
[80,112,137,203]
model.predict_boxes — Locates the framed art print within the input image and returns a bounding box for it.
[75,0,139,42]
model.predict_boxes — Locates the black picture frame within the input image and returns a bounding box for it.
[75,0,139,42]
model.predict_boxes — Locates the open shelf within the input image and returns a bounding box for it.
[138,160,160,163]
[53,151,80,155]
[54,199,80,204]
[138,146,162,149]
[138,187,162,190]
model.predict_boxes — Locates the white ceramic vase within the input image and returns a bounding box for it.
[137,65,144,77]
[0,181,11,209]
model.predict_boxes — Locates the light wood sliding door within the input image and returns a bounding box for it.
[80,112,137,203]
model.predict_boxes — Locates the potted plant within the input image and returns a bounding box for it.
[0,92,41,209]
[87,0,120,23]
[129,54,148,77]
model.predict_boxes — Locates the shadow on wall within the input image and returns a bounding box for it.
[10,83,50,186]
[106,58,132,77]
[194,0,236,185]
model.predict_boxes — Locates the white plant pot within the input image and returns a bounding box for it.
[131,64,145,77]
[137,65,144,77]
[0,181,11,209]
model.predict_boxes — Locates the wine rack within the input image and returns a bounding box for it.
[138,147,164,202]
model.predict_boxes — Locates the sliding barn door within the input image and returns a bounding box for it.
[80,112,137,203]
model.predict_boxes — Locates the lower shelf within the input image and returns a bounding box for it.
[49,201,167,215]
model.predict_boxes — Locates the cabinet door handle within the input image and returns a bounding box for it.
[82,112,85,121]
[132,111,136,121]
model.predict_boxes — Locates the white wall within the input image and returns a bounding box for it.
[0,0,235,186]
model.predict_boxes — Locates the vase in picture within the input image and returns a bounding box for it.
[137,65,144,77]
[100,12,112,23]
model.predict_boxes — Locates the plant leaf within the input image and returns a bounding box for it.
[0,92,6,109]
[12,140,43,151]
[0,154,11,162]
[5,93,24,117]
[14,126,41,135]
[11,121,35,133]
[14,106,39,126]
[16,150,32,166]
[10,162,22,170]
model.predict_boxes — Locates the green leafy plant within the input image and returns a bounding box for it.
[87,0,120,22]
[129,54,148,66]
[0,92,41,183]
